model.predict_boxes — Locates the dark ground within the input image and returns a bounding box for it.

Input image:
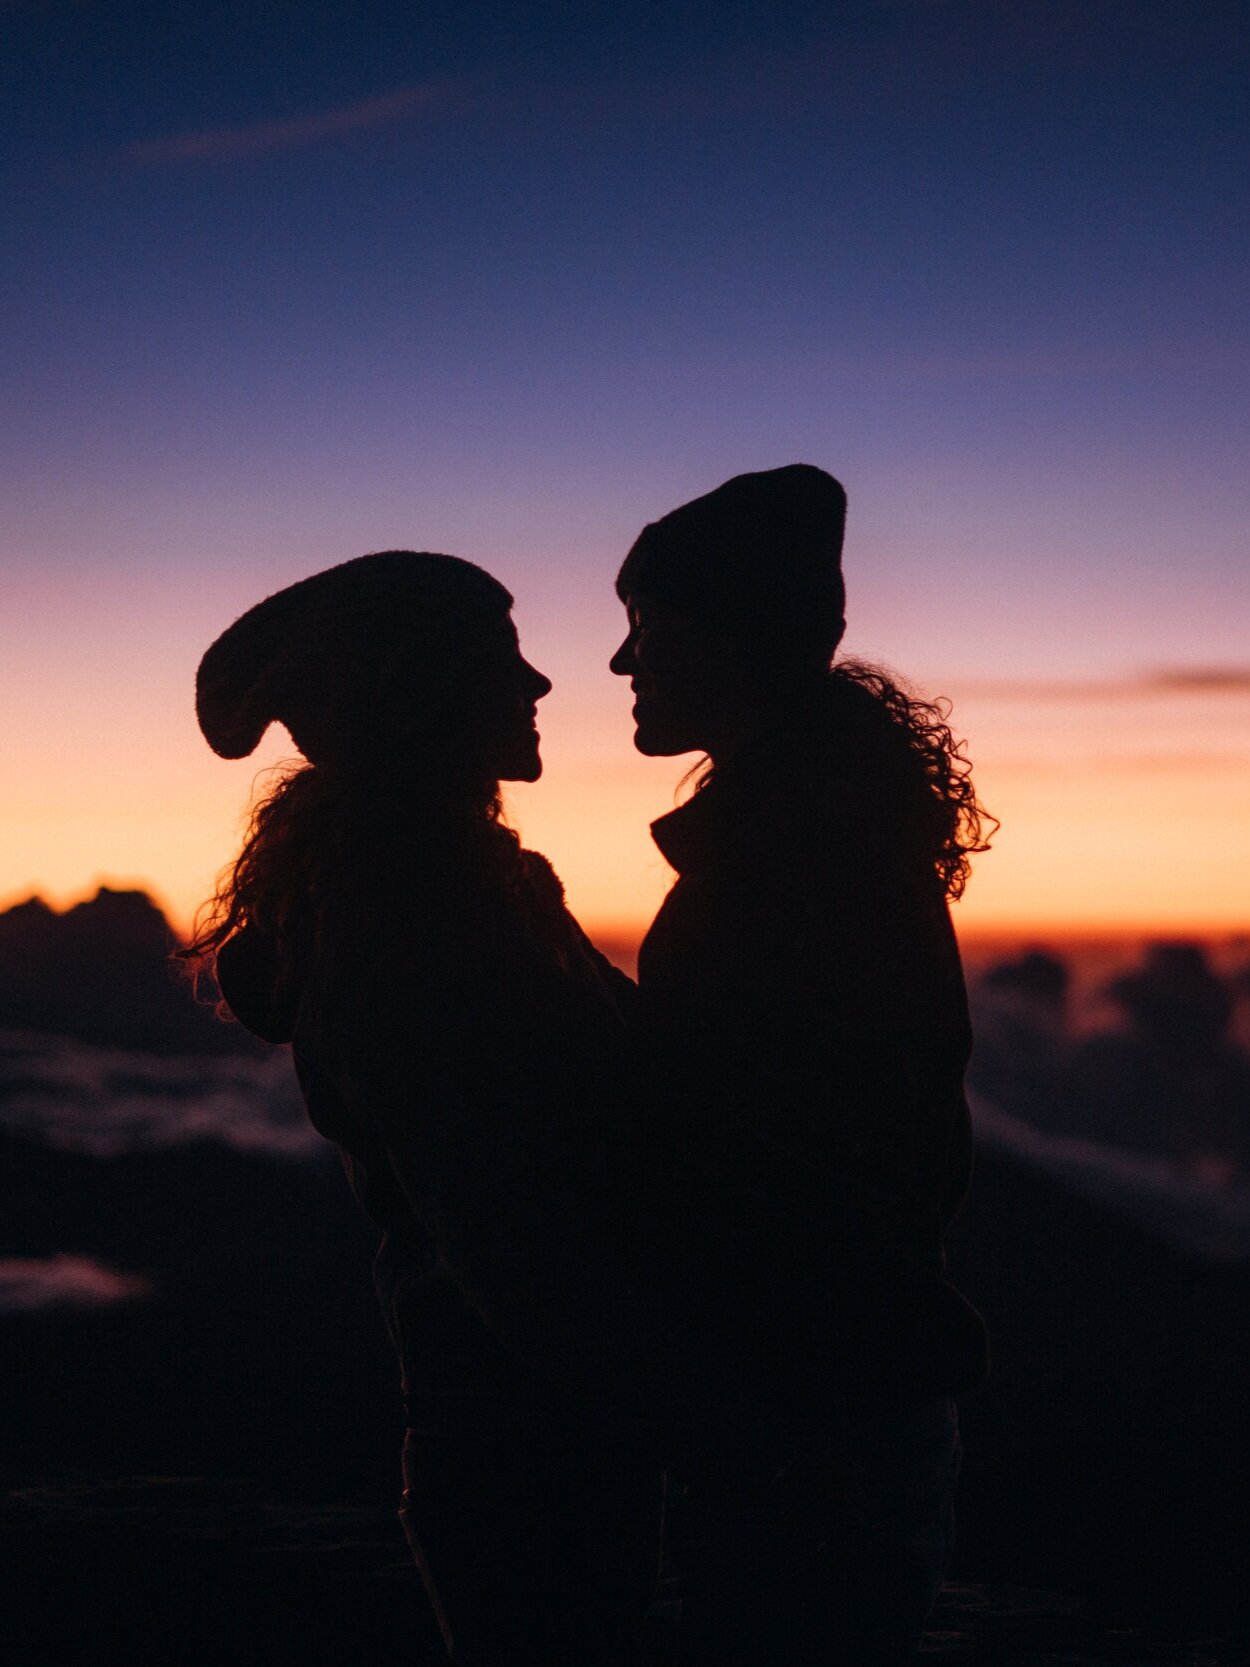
[4,1474,1245,1665]
[3,1129,1249,1663]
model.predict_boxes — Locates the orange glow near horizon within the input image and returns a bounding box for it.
[3,679,1248,947]
[2,567,1247,946]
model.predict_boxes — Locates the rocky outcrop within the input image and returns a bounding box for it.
[0,888,260,1055]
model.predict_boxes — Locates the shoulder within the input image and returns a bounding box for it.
[518,847,637,1009]
[517,847,566,908]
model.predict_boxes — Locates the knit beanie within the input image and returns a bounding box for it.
[616,464,847,657]
[196,550,512,765]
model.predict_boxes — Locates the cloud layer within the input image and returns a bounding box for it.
[972,1099,1250,1262]
[0,1029,318,1158]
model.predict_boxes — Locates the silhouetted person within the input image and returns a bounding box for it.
[610,466,991,1665]
[189,553,668,1665]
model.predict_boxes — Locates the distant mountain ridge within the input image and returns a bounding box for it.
[0,888,259,1056]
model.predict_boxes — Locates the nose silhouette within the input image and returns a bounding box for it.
[609,633,637,677]
[526,661,553,701]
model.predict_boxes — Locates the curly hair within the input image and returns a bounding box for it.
[181,759,518,986]
[827,660,993,900]
[689,658,993,902]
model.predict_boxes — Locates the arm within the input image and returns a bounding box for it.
[515,847,638,1017]
[327,955,801,1469]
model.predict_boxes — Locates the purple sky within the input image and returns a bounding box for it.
[3,1,1248,932]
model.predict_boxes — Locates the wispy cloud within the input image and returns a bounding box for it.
[126,82,459,166]
[986,751,1250,780]
[825,344,1250,384]
[933,347,1237,381]
[1147,669,1250,694]
[952,668,1250,701]
[0,1254,151,1312]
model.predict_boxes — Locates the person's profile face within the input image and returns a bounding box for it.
[380,609,551,782]
[609,592,741,758]
[472,615,552,783]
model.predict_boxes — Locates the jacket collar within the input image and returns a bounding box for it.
[651,737,864,878]
[650,789,721,876]
[650,769,783,875]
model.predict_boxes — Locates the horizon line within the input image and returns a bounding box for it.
[3,881,1248,951]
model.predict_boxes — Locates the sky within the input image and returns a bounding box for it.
[2,0,1248,940]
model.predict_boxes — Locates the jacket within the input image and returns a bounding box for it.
[632,759,989,1415]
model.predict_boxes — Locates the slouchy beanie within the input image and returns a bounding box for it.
[196,550,511,764]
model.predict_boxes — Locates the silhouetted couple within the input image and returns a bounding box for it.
[191,465,990,1665]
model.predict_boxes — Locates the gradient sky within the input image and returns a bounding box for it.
[3,0,1248,938]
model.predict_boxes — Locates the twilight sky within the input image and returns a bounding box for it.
[3,0,1248,938]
